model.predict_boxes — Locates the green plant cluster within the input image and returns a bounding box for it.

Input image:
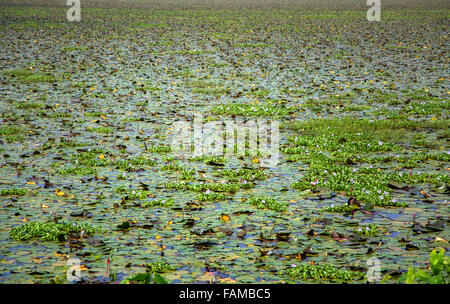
[211,102,296,117]
[248,197,286,212]
[57,166,97,175]
[321,204,355,213]
[353,224,380,236]
[146,261,177,273]
[281,263,366,281]
[291,163,408,207]
[120,272,168,284]
[147,145,172,153]
[114,187,153,200]
[403,248,449,284]
[166,181,254,193]
[142,199,174,207]
[10,221,97,241]
[196,192,228,201]
[220,168,267,181]
[0,188,27,196]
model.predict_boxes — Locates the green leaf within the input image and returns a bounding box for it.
[429,248,444,275]
[415,269,431,283]
[405,267,416,284]
[153,274,169,284]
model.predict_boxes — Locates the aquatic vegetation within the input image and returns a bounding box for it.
[0,188,27,196]
[166,181,254,193]
[211,102,296,117]
[404,101,448,115]
[146,261,177,273]
[57,139,86,148]
[3,69,58,83]
[10,221,97,241]
[121,272,168,284]
[86,127,114,134]
[220,168,267,181]
[15,102,44,109]
[196,192,228,201]
[0,126,25,136]
[281,264,365,281]
[403,248,449,284]
[291,163,409,207]
[57,166,97,175]
[147,145,172,153]
[115,188,153,200]
[84,112,107,117]
[180,169,195,180]
[44,112,72,118]
[189,155,226,165]
[234,43,274,48]
[353,224,380,236]
[283,117,449,142]
[286,132,400,155]
[248,197,286,212]
[321,204,355,213]
[161,162,185,171]
[141,199,174,207]
[116,157,156,168]
[61,46,89,52]
[193,87,229,95]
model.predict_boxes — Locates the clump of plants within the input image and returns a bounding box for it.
[197,192,228,201]
[57,139,86,148]
[291,163,411,207]
[57,166,97,175]
[248,197,286,212]
[281,263,365,281]
[15,102,44,109]
[180,169,195,180]
[166,181,253,193]
[141,199,174,207]
[0,126,25,142]
[403,248,449,284]
[321,204,355,213]
[119,190,153,201]
[86,126,114,133]
[10,221,97,241]
[4,68,58,83]
[220,168,267,181]
[161,162,185,171]
[0,188,27,196]
[147,145,171,153]
[0,125,24,136]
[146,261,177,273]
[116,156,156,169]
[211,102,296,117]
[353,224,380,236]
[120,272,168,284]
[189,155,226,165]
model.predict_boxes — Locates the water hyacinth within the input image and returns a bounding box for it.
[10,221,98,241]
[248,197,286,212]
[281,264,366,281]
[353,224,379,236]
